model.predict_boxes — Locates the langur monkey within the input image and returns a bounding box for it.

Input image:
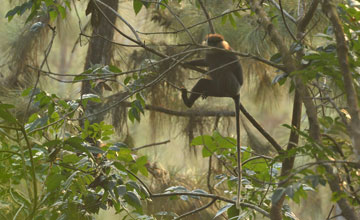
[181,34,243,208]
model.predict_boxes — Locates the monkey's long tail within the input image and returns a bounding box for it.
[234,95,242,210]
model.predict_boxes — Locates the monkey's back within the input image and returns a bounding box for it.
[205,51,243,97]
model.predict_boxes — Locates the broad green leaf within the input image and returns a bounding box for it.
[272,73,287,85]
[109,65,122,73]
[214,204,233,219]
[81,94,101,103]
[272,187,286,203]
[46,173,64,191]
[63,154,80,163]
[124,191,142,210]
[228,14,236,28]
[0,104,17,123]
[63,170,80,190]
[133,0,143,15]
[57,5,66,19]
[86,146,105,154]
[270,53,282,63]
[116,185,127,196]
[49,10,58,22]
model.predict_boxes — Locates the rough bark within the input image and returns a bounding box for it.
[81,0,119,124]
[321,0,360,161]
[248,1,322,219]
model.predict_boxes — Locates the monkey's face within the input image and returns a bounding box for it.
[205,34,231,54]
[206,36,223,47]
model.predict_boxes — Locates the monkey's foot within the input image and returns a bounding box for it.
[201,94,208,99]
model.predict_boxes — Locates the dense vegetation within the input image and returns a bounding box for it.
[0,0,359,219]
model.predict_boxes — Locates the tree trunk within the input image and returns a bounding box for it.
[81,0,119,124]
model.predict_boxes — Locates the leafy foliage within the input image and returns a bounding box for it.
[2,0,360,219]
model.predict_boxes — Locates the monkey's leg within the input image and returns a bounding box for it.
[233,95,242,209]
[182,79,214,108]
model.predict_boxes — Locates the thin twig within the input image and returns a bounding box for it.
[197,0,215,33]
[137,8,249,35]
[268,0,296,23]
[75,53,192,121]
[207,156,213,194]
[127,165,270,217]
[95,0,141,42]
[326,205,334,220]
[174,198,217,220]
[132,140,170,151]
[278,0,297,42]
[23,25,56,123]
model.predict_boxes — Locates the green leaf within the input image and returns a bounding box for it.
[87,146,104,154]
[117,148,133,162]
[25,115,48,132]
[81,94,101,103]
[10,189,31,208]
[116,185,127,196]
[124,191,142,210]
[0,104,17,123]
[46,173,64,191]
[63,154,80,163]
[133,100,144,114]
[233,11,241,18]
[214,204,233,219]
[63,170,80,190]
[227,204,239,219]
[272,73,287,85]
[228,14,236,28]
[191,135,217,157]
[133,0,143,15]
[57,5,66,19]
[221,14,228,24]
[135,156,147,166]
[285,185,295,198]
[65,137,90,155]
[130,107,140,122]
[109,65,122,73]
[43,140,62,147]
[270,53,282,63]
[124,76,132,85]
[49,10,58,22]
[272,187,286,203]
[128,108,135,123]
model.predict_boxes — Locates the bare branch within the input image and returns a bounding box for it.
[278,0,297,42]
[268,0,296,23]
[95,0,141,42]
[173,199,216,220]
[137,8,248,36]
[132,140,170,151]
[197,0,215,34]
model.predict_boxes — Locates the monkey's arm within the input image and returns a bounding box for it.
[184,59,208,67]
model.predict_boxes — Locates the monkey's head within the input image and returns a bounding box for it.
[205,33,231,51]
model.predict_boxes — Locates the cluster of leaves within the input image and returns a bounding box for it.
[5,0,70,22]
[0,88,151,219]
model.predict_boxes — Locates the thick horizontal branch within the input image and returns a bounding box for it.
[119,100,283,154]
[122,101,235,117]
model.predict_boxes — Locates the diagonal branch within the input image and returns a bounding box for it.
[197,0,215,34]
[268,0,296,23]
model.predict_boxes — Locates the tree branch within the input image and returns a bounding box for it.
[322,0,360,161]
[197,0,215,34]
[131,140,170,151]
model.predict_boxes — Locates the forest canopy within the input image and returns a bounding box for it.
[0,0,360,220]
